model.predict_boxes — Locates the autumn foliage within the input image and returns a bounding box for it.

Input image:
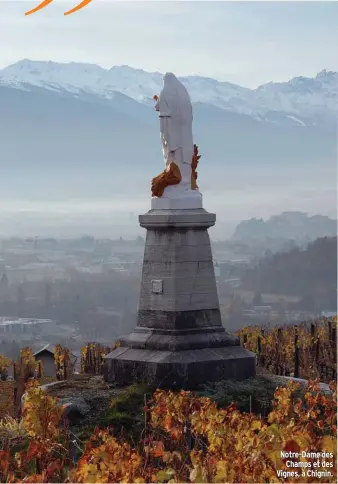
[238,318,337,382]
[0,321,336,482]
[54,345,73,381]
[0,378,336,483]
[80,343,112,375]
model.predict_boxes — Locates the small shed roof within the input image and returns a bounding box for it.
[33,344,57,356]
[33,344,77,360]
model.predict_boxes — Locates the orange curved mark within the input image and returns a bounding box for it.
[25,0,54,16]
[64,0,92,16]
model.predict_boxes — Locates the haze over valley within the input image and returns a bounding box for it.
[0,0,336,371]
[0,60,337,238]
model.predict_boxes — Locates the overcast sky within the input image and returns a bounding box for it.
[1,1,337,236]
[1,1,338,87]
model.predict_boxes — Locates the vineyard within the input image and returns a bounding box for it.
[0,320,336,482]
[0,378,336,483]
[238,318,337,383]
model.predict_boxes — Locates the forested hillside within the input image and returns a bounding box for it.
[242,236,337,310]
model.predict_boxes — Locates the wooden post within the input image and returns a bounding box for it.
[257,336,262,366]
[277,328,282,374]
[311,323,315,338]
[332,327,337,360]
[310,323,316,372]
[294,328,300,378]
[328,320,332,342]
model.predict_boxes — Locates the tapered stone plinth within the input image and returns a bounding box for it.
[104,209,255,388]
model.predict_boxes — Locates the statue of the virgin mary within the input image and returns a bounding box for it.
[151,73,202,208]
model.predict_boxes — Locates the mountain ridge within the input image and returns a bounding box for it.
[1,60,337,123]
[233,212,337,242]
[1,60,336,220]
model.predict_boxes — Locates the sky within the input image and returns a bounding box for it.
[1,1,338,87]
[0,1,337,237]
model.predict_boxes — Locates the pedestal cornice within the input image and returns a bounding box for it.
[139,209,216,229]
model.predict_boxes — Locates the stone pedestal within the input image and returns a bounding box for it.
[104,209,255,388]
[151,187,203,210]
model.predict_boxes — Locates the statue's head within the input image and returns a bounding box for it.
[163,72,190,101]
[160,72,192,120]
[163,72,178,85]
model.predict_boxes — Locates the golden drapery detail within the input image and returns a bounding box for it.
[151,162,182,198]
[191,144,201,190]
[151,128,201,196]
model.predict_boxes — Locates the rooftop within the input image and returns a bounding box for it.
[0,317,54,327]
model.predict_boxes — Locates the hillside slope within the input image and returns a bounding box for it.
[242,236,337,309]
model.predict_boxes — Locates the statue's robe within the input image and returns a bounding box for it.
[158,73,194,167]
[152,73,198,197]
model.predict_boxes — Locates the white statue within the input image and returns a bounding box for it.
[152,72,202,210]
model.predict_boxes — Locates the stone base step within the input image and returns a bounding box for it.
[104,345,256,389]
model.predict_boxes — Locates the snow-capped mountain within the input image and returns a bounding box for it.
[254,70,338,119]
[0,60,107,93]
[0,60,337,123]
[1,59,336,213]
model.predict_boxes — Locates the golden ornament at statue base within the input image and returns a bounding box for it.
[191,144,201,190]
[151,162,182,198]
[151,145,201,198]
